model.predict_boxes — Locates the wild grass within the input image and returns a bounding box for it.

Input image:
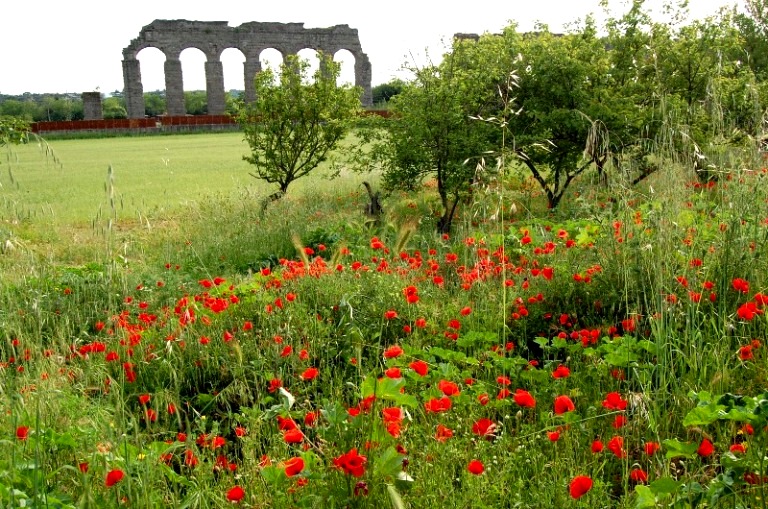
[0,131,767,508]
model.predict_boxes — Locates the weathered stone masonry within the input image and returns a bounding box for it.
[122,19,373,119]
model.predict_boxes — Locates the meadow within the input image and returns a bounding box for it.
[0,131,767,508]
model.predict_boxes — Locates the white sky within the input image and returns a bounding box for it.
[0,0,745,95]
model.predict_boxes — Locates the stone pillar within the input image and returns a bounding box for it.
[355,53,373,107]
[82,92,103,120]
[243,58,262,103]
[122,59,145,119]
[205,60,226,115]
[164,58,186,116]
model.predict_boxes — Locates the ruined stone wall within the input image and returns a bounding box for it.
[122,20,372,118]
[81,92,103,120]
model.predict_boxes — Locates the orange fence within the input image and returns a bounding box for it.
[31,111,391,133]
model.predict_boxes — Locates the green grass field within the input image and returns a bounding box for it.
[2,133,256,224]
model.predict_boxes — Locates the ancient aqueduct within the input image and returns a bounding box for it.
[120,19,373,119]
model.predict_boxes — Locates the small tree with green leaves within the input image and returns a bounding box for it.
[359,41,502,234]
[235,53,362,204]
[0,116,30,150]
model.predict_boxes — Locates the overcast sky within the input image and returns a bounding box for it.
[0,0,745,95]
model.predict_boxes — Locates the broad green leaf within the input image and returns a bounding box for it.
[662,439,698,459]
[260,465,287,486]
[634,485,657,508]
[683,403,726,426]
[649,476,681,495]
[374,446,404,478]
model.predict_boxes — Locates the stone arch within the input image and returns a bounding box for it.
[221,47,246,96]
[122,19,372,118]
[333,49,356,87]
[258,48,284,86]
[135,47,166,93]
[297,48,321,84]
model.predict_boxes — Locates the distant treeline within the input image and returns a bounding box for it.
[0,83,403,121]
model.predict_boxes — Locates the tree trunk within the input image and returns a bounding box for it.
[260,189,286,215]
[362,181,383,221]
[437,194,460,234]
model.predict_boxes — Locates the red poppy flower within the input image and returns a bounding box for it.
[277,416,298,431]
[730,443,746,454]
[630,468,648,483]
[467,459,484,475]
[138,393,151,405]
[732,278,750,294]
[460,306,472,316]
[607,436,626,458]
[284,456,305,477]
[643,441,660,456]
[435,424,453,442]
[472,418,497,438]
[739,345,754,360]
[612,415,627,429]
[424,396,452,413]
[591,440,604,453]
[547,430,560,442]
[601,392,627,411]
[333,448,367,477]
[384,310,398,320]
[737,302,760,321]
[184,449,199,467]
[384,367,402,379]
[283,429,304,444]
[268,378,282,393]
[105,469,125,487]
[513,389,536,408]
[438,379,460,397]
[15,426,29,441]
[226,485,245,502]
[552,365,570,379]
[300,367,319,381]
[382,407,403,423]
[409,359,429,376]
[569,475,593,499]
[697,438,715,457]
[553,395,575,415]
[384,345,404,358]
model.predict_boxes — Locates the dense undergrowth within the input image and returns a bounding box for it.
[0,157,767,508]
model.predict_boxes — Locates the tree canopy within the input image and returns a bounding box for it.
[361,0,768,219]
[235,53,362,204]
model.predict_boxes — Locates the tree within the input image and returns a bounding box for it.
[372,79,406,107]
[102,97,127,119]
[185,91,207,115]
[356,34,517,233]
[234,53,362,203]
[144,92,166,116]
[735,0,768,80]
[0,116,30,149]
[0,99,38,121]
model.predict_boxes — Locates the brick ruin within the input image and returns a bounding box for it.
[122,19,373,118]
